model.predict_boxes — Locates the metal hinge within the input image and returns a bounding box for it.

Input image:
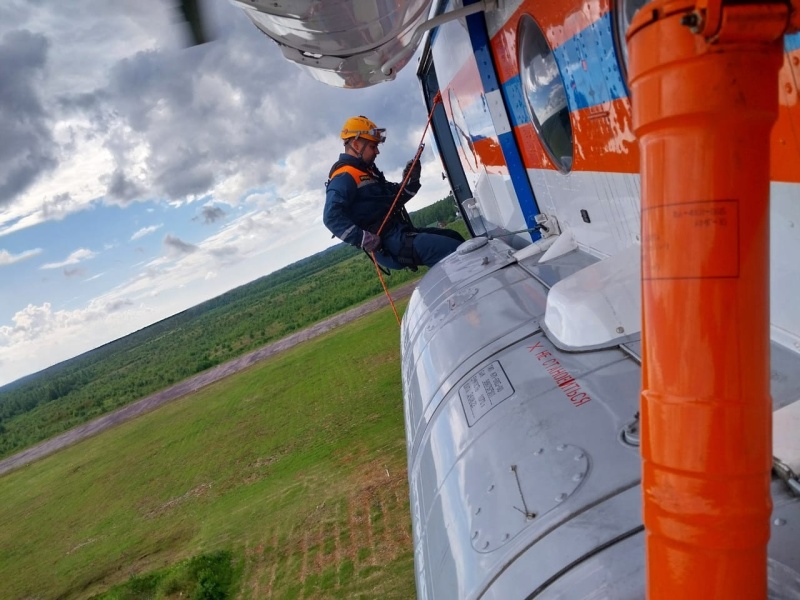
[535,213,561,238]
[773,457,800,496]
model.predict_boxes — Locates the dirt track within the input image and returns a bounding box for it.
[0,283,417,477]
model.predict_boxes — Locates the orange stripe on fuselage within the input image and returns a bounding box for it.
[773,48,800,183]
[491,0,610,85]
[466,0,800,181]
[491,0,639,173]
[514,122,552,170]
[511,97,638,173]
[569,99,639,173]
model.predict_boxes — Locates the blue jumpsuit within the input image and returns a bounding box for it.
[323,154,463,269]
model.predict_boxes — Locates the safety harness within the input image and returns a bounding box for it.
[328,93,442,325]
[326,161,420,270]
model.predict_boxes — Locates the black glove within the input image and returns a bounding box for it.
[360,230,381,252]
[403,159,422,185]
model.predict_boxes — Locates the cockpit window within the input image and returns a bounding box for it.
[517,14,573,173]
[448,89,478,172]
[614,0,653,77]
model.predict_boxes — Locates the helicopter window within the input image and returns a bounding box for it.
[518,14,573,173]
[614,0,653,78]
[448,88,479,172]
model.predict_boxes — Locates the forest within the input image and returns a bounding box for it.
[0,197,465,459]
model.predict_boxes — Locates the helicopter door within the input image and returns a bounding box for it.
[418,45,480,237]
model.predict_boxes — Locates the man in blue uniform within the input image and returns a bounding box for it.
[323,116,464,270]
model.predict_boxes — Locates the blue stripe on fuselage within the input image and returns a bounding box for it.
[503,76,530,129]
[787,32,800,53]
[464,0,541,231]
[554,12,628,111]
[500,12,628,129]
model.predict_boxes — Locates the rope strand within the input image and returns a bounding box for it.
[371,93,442,326]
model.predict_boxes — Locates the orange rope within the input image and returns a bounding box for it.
[376,91,441,238]
[371,92,442,326]
[374,255,402,325]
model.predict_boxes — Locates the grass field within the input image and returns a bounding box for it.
[0,302,415,599]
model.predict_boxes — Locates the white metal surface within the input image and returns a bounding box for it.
[543,243,641,350]
[526,168,642,259]
[771,182,800,355]
[774,399,800,475]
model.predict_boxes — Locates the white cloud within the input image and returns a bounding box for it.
[0,0,448,386]
[40,248,98,270]
[131,223,163,240]
[0,247,42,266]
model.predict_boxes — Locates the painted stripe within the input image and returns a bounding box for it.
[465,0,541,229]
[787,32,800,53]
[503,76,530,129]
[485,89,512,135]
[464,0,500,94]
[498,130,540,226]
[554,12,628,111]
[497,12,628,133]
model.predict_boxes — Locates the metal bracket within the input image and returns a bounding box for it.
[535,213,561,238]
[683,0,789,42]
[773,457,800,496]
[380,0,498,75]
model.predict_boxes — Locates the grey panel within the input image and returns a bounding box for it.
[531,530,645,600]
[771,342,800,410]
[407,326,642,599]
[403,239,546,454]
[518,249,600,290]
[769,478,800,597]
[480,486,644,600]
[403,238,800,599]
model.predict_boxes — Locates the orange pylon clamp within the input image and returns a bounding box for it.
[627,0,786,597]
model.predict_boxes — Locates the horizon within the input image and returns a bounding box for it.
[0,0,450,386]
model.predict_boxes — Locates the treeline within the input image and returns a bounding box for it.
[0,197,465,459]
[410,193,460,227]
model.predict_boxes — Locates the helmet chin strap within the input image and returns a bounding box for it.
[353,135,364,159]
[347,135,373,163]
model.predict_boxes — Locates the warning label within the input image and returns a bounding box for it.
[459,361,514,426]
[528,340,592,408]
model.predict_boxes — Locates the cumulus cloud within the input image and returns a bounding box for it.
[1,0,429,232]
[0,248,42,266]
[131,223,163,240]
[0,303,55,342]
[196,205,226,224]
[163,234,198,256]
[0,29,56,207]
[0,297,134,346]
[41,192,82,222]
[106,168,145,203]
[40,248,98,270]
[0,0,443,385]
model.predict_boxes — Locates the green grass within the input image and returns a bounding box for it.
[1,198,465,461]
[0,302,415,600]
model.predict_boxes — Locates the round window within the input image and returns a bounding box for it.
[518,14,573,173]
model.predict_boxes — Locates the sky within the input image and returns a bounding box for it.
[0,0,452,387]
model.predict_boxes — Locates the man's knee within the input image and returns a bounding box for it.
[413,232,462,267]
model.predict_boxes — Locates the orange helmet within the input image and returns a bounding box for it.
[340,116,386,143]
